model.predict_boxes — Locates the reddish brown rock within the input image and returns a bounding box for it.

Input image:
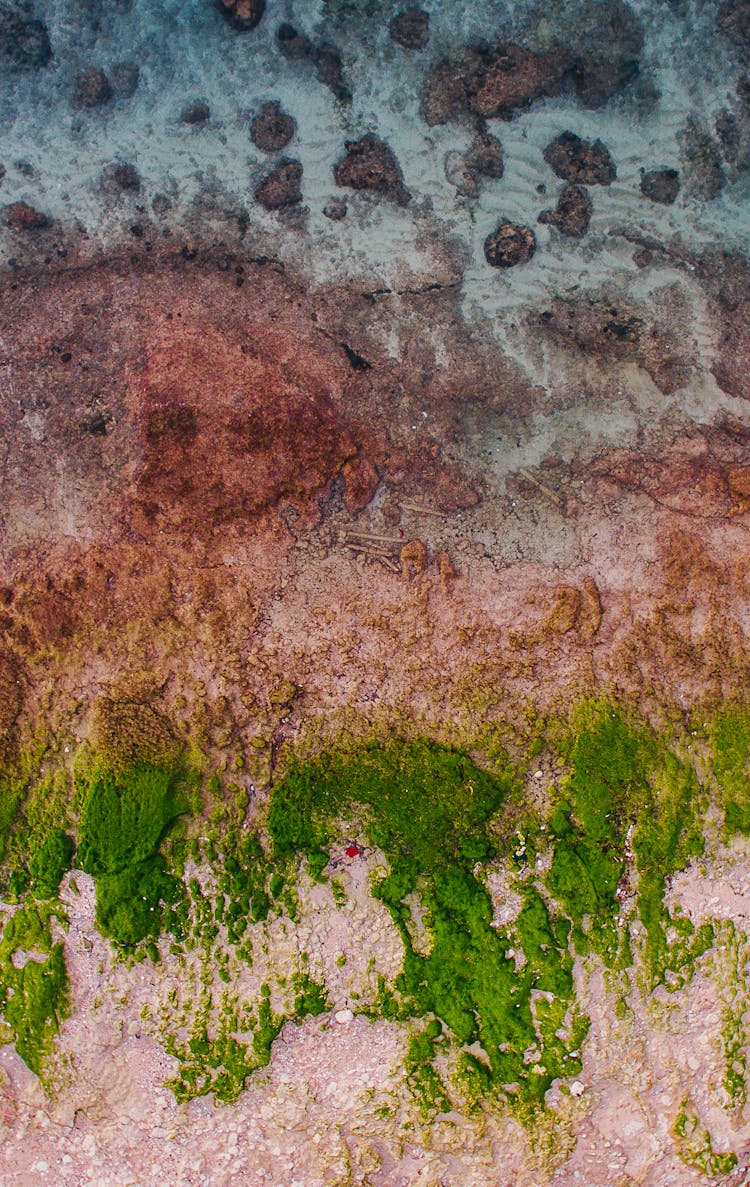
[333,134,411,206]
[342,455,380,512]
[543,132,616,184]
[217,0,265,31]
[484,220,536,268]
[3,201,49,229]
[74,67,113,107]
[100,162,141,194]
[538,183,592,237]
[714,300,750,402]
[255,159,303,209]
[250,101,296,152]
[389,7,430,50]
[640,168,680,204]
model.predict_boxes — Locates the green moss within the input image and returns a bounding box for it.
[710,706,750,834]
[673,1100,738,1175]
[29,829,75,899]
[0,902,69,1077]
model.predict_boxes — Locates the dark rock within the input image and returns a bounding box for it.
[333,134,411,206]
[251,101,296,152]
[15,159,34,177]
[276,24,350,102]
[110,61,139,98]
[0,5,51,68]
[323,197,347,220]
[719,0,750,49]
[217,0,265,31]
[277,22,313,60]
[679,118,725,199]
[640,168,680,204]
[152,194,172,215]
[716,109,741,162]
[74,68,113,108]
[255,159,303,209]
[567,0,644,107]
[389,7,430,50]
[180,100,211,125]
[539,183,592,237]
[466,129,504,179]
[484,220,536,267]
[444,151,479,198]
[313,43,351,102]
[100,162,141,194]
[543,132,616,185]
[3,201,49,230]
[421,43,570,126]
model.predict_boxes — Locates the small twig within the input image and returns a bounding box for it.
[341,530,403,544]
[343,542,395,558]
[342,543,401,572]
[399,501,448,518]
[517,468,565,510]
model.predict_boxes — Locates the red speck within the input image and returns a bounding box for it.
[345,845,360,858]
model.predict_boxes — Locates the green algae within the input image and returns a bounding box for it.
[710,706,750,834]
[0,901,68,1077]
[674,1100,738,1175]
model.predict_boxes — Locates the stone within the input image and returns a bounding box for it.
[323,198,347,221]
[333,134,411,206]
[110,61,140,98]
[640,168,680,204]
[444,150,479,198]
[180,100,210,124]
[334,1009,353,1024]
[466,129,504,179]
[567,0,644,107]
[421,43,570,126]
[250,101,296,152]
[719,0,750,49]
[74,68,113,108]
[0,5,51,68]
[100,162,141,194]
[543,132,616,185]
[679,118,725,199]
[313,43,351,102]
[389,7,430,50]
[3,201,49,230]
[276,22,312,60]
[538,183,593,237]
[400,538,428,578]
[217,0,265,31]
[484,220,536,268]
[255,159,303,210]
[571,1080,586,1097]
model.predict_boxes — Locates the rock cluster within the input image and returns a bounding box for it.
[0,4,51,68]
[277,24,351,103]
[333,134,411,206]
[421,43,570,125]
[640,168,680,204]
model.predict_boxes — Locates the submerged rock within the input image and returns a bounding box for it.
[333,134,411,206]
[719,0,750,49]
[484,220,536,267]
[3,201,49,229]
[100,162,141,194]
[323,198,347,221]
[110,61,140,98]
[0,5,51,68]
[538,183,593,237]
[250,101,296,152]
[180,100,210,125]
[679,119,726,200]
[466,129,504,179]
[216,0,265,31]
[543,132,616,185]
[74,68,113,108]
[566,0,644,107]
[255,159,303,210]
[640,168,680,204]
[389,7,430,50]
[277,24,351,102]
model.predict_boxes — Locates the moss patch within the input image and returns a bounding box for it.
[0,901,69,1077]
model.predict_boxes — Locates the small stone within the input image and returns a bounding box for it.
[484,220,536,267]
[100,161,141,193]
[217,0,266,32]
[333,134,411,206]
[3,201,49,230]
[110,61,140,98]
[640,167,680,204]
[389,7,430,50]
[570,1080,586,1097]
[276,22,312,60]
[74,67,113,108]
[538,183,593,237]
[255,159,303,209]
[444,150,478,198]
[334,1008,354,1024]
[543,131,616,185]
[250,101,296,152]
[323,197,347,221]
[180,99,210,124]
[466,129,504,179]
